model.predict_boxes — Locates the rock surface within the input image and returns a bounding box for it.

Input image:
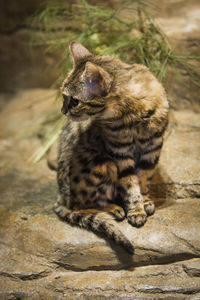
[0,89,200,298]
[1,259,200,299]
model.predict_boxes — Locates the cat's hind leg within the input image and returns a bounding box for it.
[54,158,132,253]
[89,157,125,221]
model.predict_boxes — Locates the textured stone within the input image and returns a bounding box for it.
[151,109,200,200]
[156,0,200,111]
[1,259,200,299]
[0,89,200,298]
[1,196,200,271]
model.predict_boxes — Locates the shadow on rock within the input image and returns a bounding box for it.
[149,166,174,209]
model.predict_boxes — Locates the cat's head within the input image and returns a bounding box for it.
[61,42,113,120]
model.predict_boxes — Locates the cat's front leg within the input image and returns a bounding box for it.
[138,169,155,216]
[119,175,147,227]
[117,160,146,227]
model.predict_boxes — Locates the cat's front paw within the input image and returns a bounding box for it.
[110,206,126,221]
[144,201,155,216]
[127,210,147,227]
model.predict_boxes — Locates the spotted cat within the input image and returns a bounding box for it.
[54,41,169,254]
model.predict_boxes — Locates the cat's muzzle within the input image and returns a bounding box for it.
[61,94,79,115]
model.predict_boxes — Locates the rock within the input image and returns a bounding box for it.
[1,259,200,299]
[151,109,200,200]
[1,196,200,271]
[0,89,200,298]
[154,0,200,111]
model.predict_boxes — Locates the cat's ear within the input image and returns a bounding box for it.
[82,62,112,98]
[70,41,92,64]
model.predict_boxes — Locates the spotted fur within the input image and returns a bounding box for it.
[54,41,169,254]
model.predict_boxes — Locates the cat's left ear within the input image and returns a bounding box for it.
[70,41,92,64]
[82,62,112,98]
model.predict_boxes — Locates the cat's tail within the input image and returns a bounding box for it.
[54,203,134,255]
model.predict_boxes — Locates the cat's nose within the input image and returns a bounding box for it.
[62,94,71,103]
[61,94,79,115]
[61,94,71,114]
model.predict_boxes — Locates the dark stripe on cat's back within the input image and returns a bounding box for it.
[107,123,124,131]
[138,156,159,170]
[107,139,133,148]
[93,156,112,166]
[138,123,167,144]
[105,112,132,123]
[118,166,135,178]
[108,151,133,160]
[142,142,163,155]
[107,120,140,132]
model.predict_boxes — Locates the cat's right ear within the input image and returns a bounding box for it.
[70,41,92,64]
[82,62,112,98]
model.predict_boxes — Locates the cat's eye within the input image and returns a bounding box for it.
[68,97,79,109]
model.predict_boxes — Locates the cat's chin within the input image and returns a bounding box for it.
[64,111,70,117]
